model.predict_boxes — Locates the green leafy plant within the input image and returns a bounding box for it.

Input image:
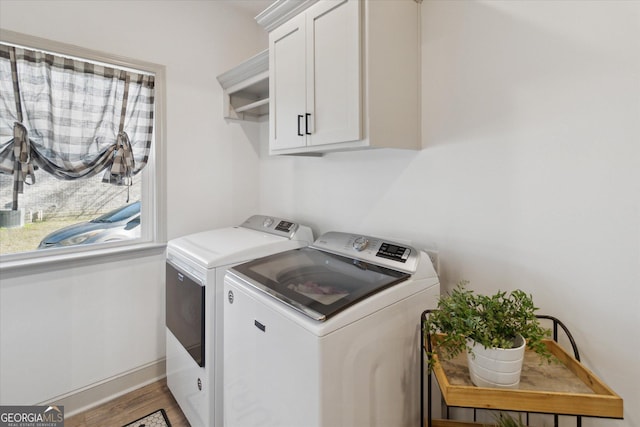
[424,281,554,367]
[485,412,527,427]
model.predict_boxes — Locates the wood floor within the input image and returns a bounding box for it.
[64,379,190,427]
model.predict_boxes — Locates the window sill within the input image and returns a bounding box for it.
[0,242,167,275]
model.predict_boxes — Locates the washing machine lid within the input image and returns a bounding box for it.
[167,214,312,269]
[229,246,411,321]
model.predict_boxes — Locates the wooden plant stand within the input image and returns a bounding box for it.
[421,312,623,427]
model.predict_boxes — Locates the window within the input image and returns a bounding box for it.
[0,30,165,264]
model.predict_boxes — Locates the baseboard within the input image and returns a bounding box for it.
[39,359,166,417]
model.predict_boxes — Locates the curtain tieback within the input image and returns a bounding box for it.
[102,131,135,201]
[13,122,36,190]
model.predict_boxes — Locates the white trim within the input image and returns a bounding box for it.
[38,359,166,418]
[255,0,320,32]
[0,29,161,75]
[0,243,166,273]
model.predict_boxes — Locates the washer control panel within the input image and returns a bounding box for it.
[377,242,411,263]
[311,232,420,273]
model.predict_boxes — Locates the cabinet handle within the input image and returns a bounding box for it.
[297,115,303,136]
[305,113,311,135]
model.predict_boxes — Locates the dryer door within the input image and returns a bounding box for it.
[166,261,205,366]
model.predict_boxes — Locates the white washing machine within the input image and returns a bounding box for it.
[165,215,313,427]
[223,231,440,427]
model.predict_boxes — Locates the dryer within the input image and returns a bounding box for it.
[223,231,440,427]
[165,215,313,427]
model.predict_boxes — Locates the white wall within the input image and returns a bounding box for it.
[259,1,640,426]
[0,0,266,408]
[0,251,166,405]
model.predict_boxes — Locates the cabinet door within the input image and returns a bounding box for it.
[306,0,361,147]
[269,13,307,151]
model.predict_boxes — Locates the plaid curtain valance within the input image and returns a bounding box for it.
[0,43,155,209]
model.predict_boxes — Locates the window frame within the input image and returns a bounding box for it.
[0,29,166,270]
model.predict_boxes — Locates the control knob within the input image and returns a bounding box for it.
[262,217,274,228]
[353,236,369,251]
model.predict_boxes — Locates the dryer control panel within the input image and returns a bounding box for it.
[310,232,420,274]
[240,215,306,239]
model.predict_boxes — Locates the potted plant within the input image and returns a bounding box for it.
[487,412,527,427]
[424,281,554,388]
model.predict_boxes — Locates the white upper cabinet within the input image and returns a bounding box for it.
[269,0,360,151]
[260,0,422,155]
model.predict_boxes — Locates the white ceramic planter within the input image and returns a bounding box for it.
[467,335,526,389]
